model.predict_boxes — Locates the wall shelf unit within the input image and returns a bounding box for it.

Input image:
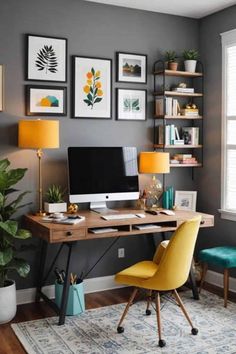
[153,59,204,169]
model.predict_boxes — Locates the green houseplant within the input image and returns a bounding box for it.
[0,158,31,323]
[165,50,178,71]
[44,184,67,213]
[182,49,199,72]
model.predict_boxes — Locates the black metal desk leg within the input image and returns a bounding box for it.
[36,240,48,302]
[189,261,199,300]
[58,242,74,325]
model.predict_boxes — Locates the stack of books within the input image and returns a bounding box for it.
[172,87,194,93]
[157,125,184,145]
[180,108,199,117]
[155,98,180,116]
[171,154,198,165]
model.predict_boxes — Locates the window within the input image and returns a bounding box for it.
[220,29,236,221]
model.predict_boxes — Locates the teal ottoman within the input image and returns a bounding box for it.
[198,246,236,307]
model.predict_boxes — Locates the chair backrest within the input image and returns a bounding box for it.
[144,216,201,291]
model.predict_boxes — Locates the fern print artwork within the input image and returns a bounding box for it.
[35,45,58,74]
[123,97,140,112]
[83,68,103,109]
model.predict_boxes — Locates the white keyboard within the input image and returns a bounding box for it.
[101,213,137,221]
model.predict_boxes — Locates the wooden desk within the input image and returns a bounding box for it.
[24,209,214,325]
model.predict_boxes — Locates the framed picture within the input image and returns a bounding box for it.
[0,65,3,111]
[26,85,67,116]
[116,88,147,121]
[175,191,197,211]
[73,56,112,119]
[116,52,147,83]
[26,34,67,82]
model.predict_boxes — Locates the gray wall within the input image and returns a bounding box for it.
[196,6,236,275]
[0,0,199,289]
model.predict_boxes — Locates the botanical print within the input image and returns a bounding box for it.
[83,68,103,109]
[73,56,112,119]
[123,97,140,112]
[117,89,146,120]
[122,59,142,78]
[35,45,58,74]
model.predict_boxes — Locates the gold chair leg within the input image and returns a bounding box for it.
[146,290,152,315]
[199,263,208,293]
[155,292,166,347]
[173,289,198,335]
[224,268,229,308]
[117,287,138,333]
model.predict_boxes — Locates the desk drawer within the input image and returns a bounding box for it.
[51,228,86,242]
[200,216,214,227]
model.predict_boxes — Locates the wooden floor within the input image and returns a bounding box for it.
[0,284,235,354]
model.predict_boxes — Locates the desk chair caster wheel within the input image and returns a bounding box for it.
[146,309,151,316]
[117,326,124,333]
[191,328,198,335]
[158,339,166,347]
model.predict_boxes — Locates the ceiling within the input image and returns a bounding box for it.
[83,0,236,19]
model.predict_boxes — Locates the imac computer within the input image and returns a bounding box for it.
[68,146,139,213]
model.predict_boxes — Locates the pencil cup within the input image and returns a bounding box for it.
[55,280,85,316]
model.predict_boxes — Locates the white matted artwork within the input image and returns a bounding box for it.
[0,65,3,111]
[73,56,112,119]
[117,52,147,83]
[27,34,67,82]
[117,88,146,121]
[175,191,197,211]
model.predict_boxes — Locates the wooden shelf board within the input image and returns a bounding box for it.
[170,163,202,168]
[154,70,203,78]
[154,91,203,97]
[154,144,203,149]
[154,115,203,120]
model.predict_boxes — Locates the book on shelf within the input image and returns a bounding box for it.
[182,127,199,145]
[156,97,178,116]
[157,125,164,144]
[174,139,185,145]
[155,98,164,115]
[172,153,198,164]
[172,87,195,93]
[180,108,199,116]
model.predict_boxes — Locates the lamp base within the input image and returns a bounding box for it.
[36,211,46,217]
[145,176,163,208]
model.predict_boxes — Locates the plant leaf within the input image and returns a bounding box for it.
[7,258,30,278]
[0,220,18,237]
[0,247,13,266]
[94,97,103,103]
[35,45,58,74]
[14,229,32,240]
[0,159,10,172]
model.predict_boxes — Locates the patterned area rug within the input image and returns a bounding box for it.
[11,290,236,354]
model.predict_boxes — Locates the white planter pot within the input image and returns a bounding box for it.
[44,202,67,213]
[0,280,16,324]
[184,60,197,73]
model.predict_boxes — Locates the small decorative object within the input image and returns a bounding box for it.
[0,158,31,324]
[26,34,67,82]
[175,190,197,211]
[183,131,190,144]
[116,88,147,121]
[182,49,199,73]
[68,203,79,214]
[136,190,147,210]
[73,56,112,119]
[44,184,67,213]
[179,82,187,88]
[164,50,178,71]
[0,64,3,111]
[116,52,147,83]
[26,85,67,116]
[181,102,199,117]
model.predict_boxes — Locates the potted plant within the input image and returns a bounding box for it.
[0,158,31,324]
[165,50,178,71]
[44,184,67,213]
[182,49,199,73]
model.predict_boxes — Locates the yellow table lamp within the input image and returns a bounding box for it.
[18,119,59,216]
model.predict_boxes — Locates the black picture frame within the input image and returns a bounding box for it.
[72,55,112,119]
[116,52,147,83]
[116,88,147,121]
[26,34,67,82]
[26,85,67,116]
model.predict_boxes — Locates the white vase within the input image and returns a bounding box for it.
[44,202,67,213]
[0,280,16,324]
[184,60,197,73]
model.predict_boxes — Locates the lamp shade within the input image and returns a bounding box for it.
[139,152,170,174]
[18,119,59,149]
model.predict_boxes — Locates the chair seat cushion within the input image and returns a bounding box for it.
[199,246,236,268]
[115,261,158,288]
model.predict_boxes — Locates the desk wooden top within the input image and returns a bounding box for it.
[24,209,214,244]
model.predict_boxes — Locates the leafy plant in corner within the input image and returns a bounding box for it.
[45,184,65,203]
[0,158,31,288]
[35,45,58,74]
[182,49,199,60]
[164,50,178,63]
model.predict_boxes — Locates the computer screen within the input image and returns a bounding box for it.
[68,146,139,211]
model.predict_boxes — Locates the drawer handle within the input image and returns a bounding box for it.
[66,231,73,236]
[200,220,205,225]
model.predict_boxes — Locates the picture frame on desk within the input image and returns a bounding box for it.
[175,190,197,211]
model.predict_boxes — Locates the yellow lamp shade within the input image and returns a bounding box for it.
[139,152,170,174]
[18,119,59,149]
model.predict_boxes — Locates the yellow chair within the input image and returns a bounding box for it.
[115,216,201,348]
